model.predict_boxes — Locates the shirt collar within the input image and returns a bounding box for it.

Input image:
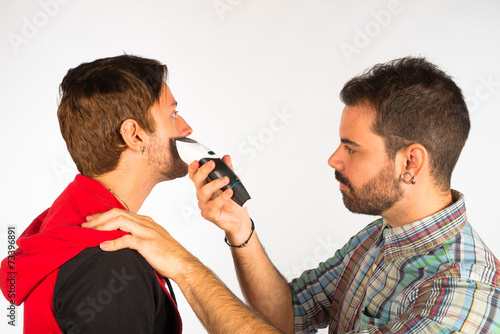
[383,190,468,263]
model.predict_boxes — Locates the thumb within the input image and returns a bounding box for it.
[222,155,234,171]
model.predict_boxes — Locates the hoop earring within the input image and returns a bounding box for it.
[402,172,415,185]
[141,146,146,155]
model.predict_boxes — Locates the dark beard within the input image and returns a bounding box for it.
[335,162,403,216]
[163,140,188,180]
[148,135,188,181]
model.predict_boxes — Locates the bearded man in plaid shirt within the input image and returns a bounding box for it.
[86,57,500,334]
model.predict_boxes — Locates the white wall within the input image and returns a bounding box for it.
[1,0,499,333]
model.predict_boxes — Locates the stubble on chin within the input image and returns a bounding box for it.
[338,163,403,216]
[148,136,189,181]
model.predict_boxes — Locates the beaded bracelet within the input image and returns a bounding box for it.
[224,219,255,248]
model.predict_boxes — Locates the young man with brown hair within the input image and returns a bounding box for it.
[85,57,499,333]
[0,54,192,333]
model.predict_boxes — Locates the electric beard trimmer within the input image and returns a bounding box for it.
[173,137,251,207]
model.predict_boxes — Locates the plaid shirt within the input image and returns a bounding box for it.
[290,191,500,333]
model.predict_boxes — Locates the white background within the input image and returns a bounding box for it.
[1,0,500,333]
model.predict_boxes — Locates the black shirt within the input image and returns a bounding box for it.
[54,247,179,333]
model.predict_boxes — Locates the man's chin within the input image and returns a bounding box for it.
[341,193,371,216]
[160,161,189,181]
[176,166,189,179]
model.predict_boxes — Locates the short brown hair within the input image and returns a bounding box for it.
[57,54,167,177]
[340,57,470,190]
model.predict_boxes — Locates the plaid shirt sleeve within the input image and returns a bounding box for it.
[358,277,500,334]
[290,221,384,333]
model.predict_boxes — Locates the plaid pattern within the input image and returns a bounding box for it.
[290,191,500,333]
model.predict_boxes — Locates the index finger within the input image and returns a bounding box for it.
[84,207,127,223]
[81,210,152,239]
[83,208,144,229]
[190,160,217,192]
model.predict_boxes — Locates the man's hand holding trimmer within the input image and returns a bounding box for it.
[188,156,255,247]
[188,156,295,332]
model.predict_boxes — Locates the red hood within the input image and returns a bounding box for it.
[0,175,127,305]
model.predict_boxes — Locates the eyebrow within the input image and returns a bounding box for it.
[171,101,178,108]
[341,138,361,147]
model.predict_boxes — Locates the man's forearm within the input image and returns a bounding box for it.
[183,158,295,331]
[83,209,281,333]
[176,256,282,334]
[229,233,295,333]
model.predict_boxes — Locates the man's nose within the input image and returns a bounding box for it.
[178,115,193,137]
[328,146,344,171]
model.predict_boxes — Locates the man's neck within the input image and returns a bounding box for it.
[383,187,454,228]
[93,167,157,213]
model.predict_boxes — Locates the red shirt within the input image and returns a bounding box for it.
[0,175,182,333]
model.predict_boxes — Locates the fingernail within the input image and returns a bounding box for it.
[100,242,110,250]
[86,214,96,221]
[81,222,90,227]
[225,188,233,198]
[220,176,229,184]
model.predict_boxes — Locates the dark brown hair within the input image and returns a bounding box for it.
[57,54,167,177]
[340,57,470,190]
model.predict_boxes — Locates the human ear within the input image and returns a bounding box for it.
[401,144,428,183]
[120,119,148,155]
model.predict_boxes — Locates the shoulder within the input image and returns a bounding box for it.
[53,247,171,333]
[54,247,159,300]
[445,222,500,286]
[57,247,151,282]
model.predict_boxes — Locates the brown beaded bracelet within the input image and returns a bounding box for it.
[224,219,255,248]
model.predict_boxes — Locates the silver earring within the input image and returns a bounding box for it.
[402,172,415,185]
[141,146,146,155]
